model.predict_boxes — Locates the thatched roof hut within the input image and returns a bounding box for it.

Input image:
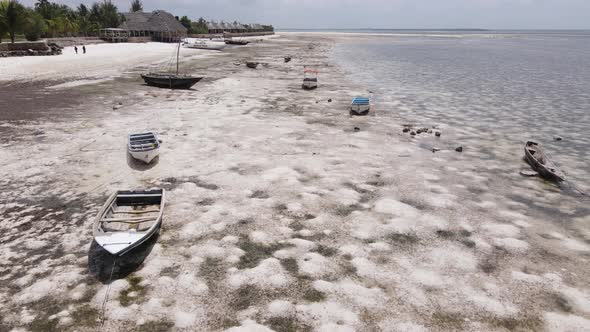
[119,10,187,42]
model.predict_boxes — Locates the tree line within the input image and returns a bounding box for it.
[0,0,123,43]
[0,0,274,43]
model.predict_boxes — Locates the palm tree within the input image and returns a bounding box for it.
[0,0,8,43]
[99,0,119,28]
[130,0,142,12]
[4,0,26,43]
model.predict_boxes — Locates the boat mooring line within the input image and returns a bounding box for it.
[100,256,118,327]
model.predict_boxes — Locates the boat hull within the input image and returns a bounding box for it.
[524,141,565,182]
[302,83,318,90]
[350,104,370,115]
[93,189,165,256]
[129,148,159,164]
[225,40,249,45]
[183,40,226,50]
[141,74,202,90]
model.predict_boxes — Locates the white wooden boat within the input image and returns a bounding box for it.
[183,38,226,51]
[128,132,160,164]
[350,97,371,115]
[302,68,319,90]
[93,189,165,256]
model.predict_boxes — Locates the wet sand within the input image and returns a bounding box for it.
[0,34,588,331]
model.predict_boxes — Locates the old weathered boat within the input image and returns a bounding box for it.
[246,62,259,69]
[93,189,165,256]
[302,68,319,90]
[128,132,160,164]
[225,38,249,45]
[524,141,565,182]
[142,42,203,89]
[350,97,371,115]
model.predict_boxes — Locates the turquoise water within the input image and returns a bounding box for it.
[331,31,590,188]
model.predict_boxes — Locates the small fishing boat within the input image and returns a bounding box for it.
[350,97,371,115]
[128,132,160,164]
[93,189,165,256]
[284,56,292,63]
[302,68,319,90]
[142,41,203,90]
[524,141,565,182]
[141,73,202,89]
[183,38,226,50]
[246,62,259,69]
[225,38,249,45]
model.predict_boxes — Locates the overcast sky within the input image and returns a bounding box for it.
[19,0,590,29]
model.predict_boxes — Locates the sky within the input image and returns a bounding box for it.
[19,0,590,30]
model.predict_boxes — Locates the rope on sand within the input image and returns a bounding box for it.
[100,256,117,327]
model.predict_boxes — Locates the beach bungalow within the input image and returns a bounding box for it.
[206,21,224,34]
[117,10,188,43]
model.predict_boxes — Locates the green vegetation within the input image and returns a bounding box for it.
[70,304,100,327]
[0,0,124,42]
[237,235,292,269]
[0,0,274,43]
[119,274,148,307]
[129,0,142,12]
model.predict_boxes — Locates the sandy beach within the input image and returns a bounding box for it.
[0,33,589,332]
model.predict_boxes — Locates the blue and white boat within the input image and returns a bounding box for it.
[351,97,370,115]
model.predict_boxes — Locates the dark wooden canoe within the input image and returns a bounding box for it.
[246,62,259,69]
[225,40,250,45]
[524,141,565,182]
[141,73,203,90]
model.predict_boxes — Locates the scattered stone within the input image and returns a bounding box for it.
[435,131,441,137]
[432,148,440,153]
[118,102,123,105]
[402,128,410,133]
[354,127,360,132]
[410,131,416,136]
[455,146,463,152]
[328,98,332,102]
[554,136,563,141]
[428,129,433,134]
[416,127,429,134]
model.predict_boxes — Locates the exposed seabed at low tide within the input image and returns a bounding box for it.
[0,35,589,331]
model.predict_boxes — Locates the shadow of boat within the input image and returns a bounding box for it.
[126,152,159,171]
[87,228,160,283]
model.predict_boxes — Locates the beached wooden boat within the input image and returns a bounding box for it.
[142,41,203,90]
[246,62,259,69]
[302,68,319,90]
[524,141,565,182]
[128,132,160,164]
[141,73,202,89]
[93,189,165,256]
[183,39,227,50]
[225,39,249,45]
[350,97,370,115]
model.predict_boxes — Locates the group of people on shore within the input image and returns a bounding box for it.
[74,45,86,54]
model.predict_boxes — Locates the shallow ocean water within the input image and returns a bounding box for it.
[332,32,590,188]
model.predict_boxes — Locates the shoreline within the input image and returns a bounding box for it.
[1,34,589,331]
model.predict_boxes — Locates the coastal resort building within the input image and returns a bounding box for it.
[101,10,187,43]
[205,21,270,35]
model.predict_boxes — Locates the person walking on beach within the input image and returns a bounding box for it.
[74,45,78,54]
[82,45,86,54]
